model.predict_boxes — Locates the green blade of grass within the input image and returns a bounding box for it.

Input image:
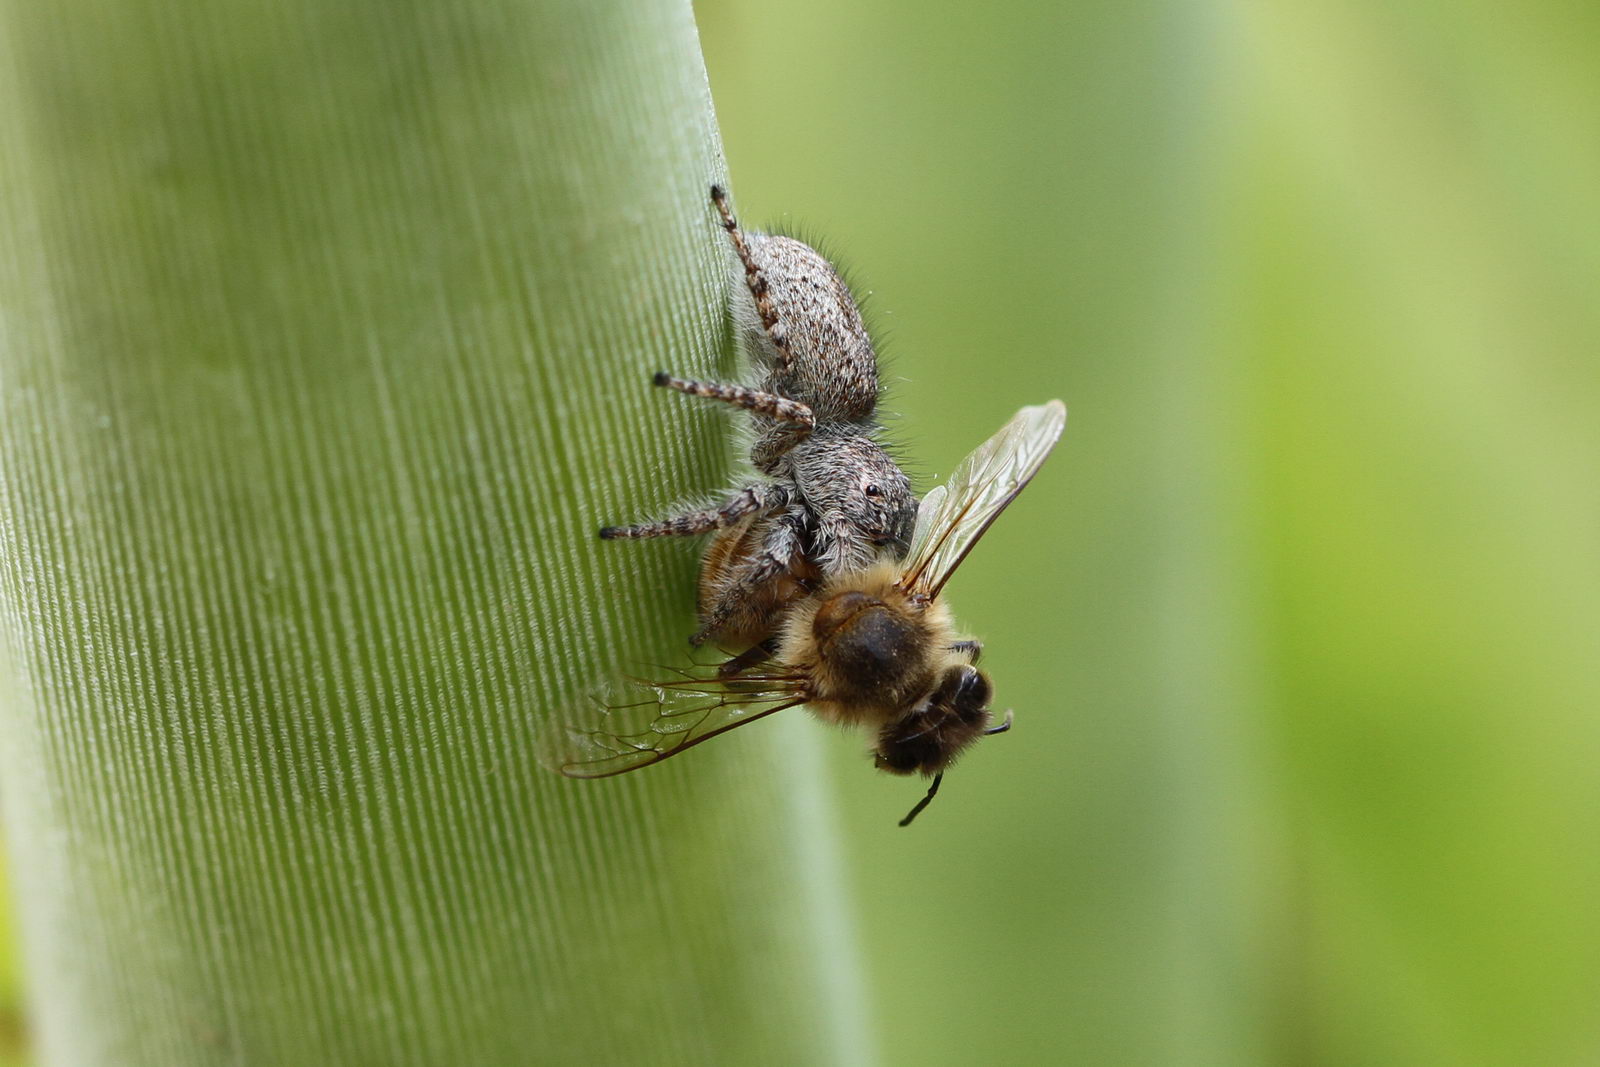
[0,1,871,1062]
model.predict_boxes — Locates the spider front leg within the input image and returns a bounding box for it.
[599,483,788,540]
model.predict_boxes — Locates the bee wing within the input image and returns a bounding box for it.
[900,400,1067,598]
[558,665,809,778]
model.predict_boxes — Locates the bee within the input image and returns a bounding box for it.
[600,185,916,651]
[566,400,1067,826]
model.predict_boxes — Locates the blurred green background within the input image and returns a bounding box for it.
[696,0,1599,1063]
[1,0,1595,1063]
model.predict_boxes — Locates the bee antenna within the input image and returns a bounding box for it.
[898,772,943,828]
[984,710,1015,736]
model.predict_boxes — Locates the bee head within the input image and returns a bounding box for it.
[873,664,996,776]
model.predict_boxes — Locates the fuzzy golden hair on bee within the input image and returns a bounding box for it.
[770,561,957,723]
[565,401,1067,828]
[697,512,821,651]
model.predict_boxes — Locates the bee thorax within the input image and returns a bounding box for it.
[809,593,932,709]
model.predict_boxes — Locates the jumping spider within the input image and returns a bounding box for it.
[601,185,917,657]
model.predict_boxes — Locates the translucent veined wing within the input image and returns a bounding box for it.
[900,400,1067,599]
[558,663,809,778]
